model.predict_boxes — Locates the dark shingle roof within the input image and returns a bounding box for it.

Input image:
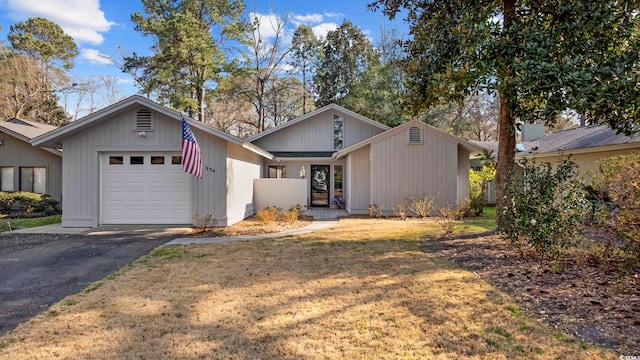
[0,118,58,140]
[528,125,640,154]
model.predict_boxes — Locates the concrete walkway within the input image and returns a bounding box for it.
[167,220,339,245]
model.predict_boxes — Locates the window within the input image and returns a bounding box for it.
[19,167,46,194]
[1,167,14,192]
[171,156,182,165]
[334,165,343,199]
[130,156,144,165]
[151,156,165,165]
[334,115,344,149]
[109,156,124,165]
[268,165,286,178]
[409,126,422,144]
[135,108,153,130]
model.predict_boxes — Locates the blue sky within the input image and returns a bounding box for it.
[0,0,406,98]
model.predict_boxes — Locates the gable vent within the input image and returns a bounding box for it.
[409,126,422,144]
[135,109,153,130]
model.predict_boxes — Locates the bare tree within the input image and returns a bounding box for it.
[246,12,294,132]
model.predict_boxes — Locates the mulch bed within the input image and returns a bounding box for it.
[421,229,640,354]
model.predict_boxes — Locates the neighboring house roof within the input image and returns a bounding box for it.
[30,95,274,160]
[334,119,485,160]
[519,125,640,158]
[246,103,390,143]
[0,118,61,156]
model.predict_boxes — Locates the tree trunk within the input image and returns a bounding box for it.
[496,0,517,227]
[495,95,516,226]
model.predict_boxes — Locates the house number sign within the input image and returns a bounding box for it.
[205,166,215,173]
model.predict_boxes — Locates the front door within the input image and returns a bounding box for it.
[310,165,330,207]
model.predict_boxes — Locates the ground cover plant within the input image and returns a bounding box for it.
[0,217,617,359]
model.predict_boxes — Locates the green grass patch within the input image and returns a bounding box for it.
[0,214,61,232]
[64,300,77,306]
[151,246,184,259]
[505,305,523,318]
[459,206,496,232]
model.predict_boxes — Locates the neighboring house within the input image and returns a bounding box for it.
[0,118,62,201]
[515,124,640,177]
[471,124,640,203]
[31,96,273,228]
[250,105,484,215]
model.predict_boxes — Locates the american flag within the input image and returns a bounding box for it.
[181,117,202,179]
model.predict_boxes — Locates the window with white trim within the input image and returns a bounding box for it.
[1,167,14,192]
[409,126,422,144]
[268,165,286,178]
[19,167,46,194]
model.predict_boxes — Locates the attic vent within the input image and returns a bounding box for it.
[409,126,422,144]
[135,109,153,130]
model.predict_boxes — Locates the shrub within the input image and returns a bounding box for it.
[469,160,496,216]
[288,204,307,218]
[598,153,640,259]
[0,192,60,215]
[407,194,436,218]
[436,204,463,234]
[194,214,216,231]
[393,203,409,220]
[256,206,280,223]
[500,158,587,257]
[367,204,384,218]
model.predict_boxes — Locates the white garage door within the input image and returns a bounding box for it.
[101,153,192,224]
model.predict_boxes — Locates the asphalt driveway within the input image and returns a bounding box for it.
[0,226,189,336]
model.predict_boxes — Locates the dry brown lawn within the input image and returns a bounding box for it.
[0,218,616,359]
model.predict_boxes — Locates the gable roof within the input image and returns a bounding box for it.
[334,120,485,159]
[0,118,58,141]
[0,118,61,156]
[30,95,274,160]
[519,125,640,157]
[246,103,390,143]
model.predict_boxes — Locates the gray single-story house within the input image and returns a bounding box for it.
[249,104,484,215]
[31,97,483,227]
[0,118,62,201]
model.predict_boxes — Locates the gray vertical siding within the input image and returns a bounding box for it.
[0,132,62,201]
[60,108,232,227]
[346,146,371,213]
[457,148,470,204]
[252,109,386,151]
[370,127,458,212]
[191,126,228,225]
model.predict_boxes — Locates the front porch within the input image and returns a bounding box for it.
[306,208,348,220]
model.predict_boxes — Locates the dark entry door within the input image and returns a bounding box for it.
[310,165,330,207]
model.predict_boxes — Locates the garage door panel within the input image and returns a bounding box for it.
[101,153,192,224]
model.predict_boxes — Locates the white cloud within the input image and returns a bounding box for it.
[4,0,114,45]
[249,12,286,40]
[80,49,112,65]
[292,13,323,25]
[312,23,339,39]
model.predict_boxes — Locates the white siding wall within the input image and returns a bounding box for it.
[0,133,62,201]
[252,110,386,151]
[61,108,229,227]
[226,142,262,226]
[346,146,371,214]
[254,179,307,211]
[370,128,458,213]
